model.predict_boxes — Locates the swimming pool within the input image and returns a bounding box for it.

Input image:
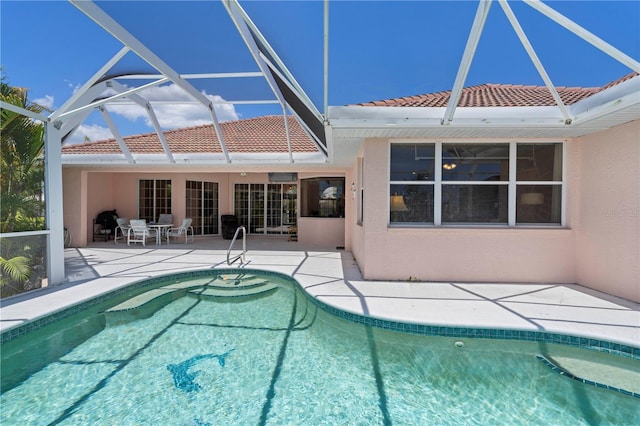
[1,270,638,425]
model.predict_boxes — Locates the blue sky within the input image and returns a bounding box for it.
[2,1,638,144]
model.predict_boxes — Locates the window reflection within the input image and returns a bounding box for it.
[390,184,434,223]
[442,185,508,223]
[516,185,562,223]
[301,178,345,218]
[442,144,509,181]
[390,144,434,181]
[389,142,563,226]
[517,144,562,181]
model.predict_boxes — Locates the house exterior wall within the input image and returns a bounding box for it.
[349,121,639,302]
[353,137,577,284]
[348,149,367,273]
[62,168,88,246]
[62,168,348,249]
[294,171,346,247]
[86,172,115,241]
[297,217,345,247]
[61,119,638,302]
[574,120,640,302]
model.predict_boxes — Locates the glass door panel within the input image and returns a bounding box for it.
[234,183,297,235]
[203,182,218,234]
[266,184,283,235]
[234,184,249,231]
[249,184,264,234]
[186,180,218,235]
[284,185,297,227]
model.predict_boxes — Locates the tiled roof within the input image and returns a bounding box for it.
[357,72,639,107]
[62,115,317,154]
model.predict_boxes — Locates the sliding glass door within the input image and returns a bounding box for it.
[186,180,218,235]
[138,179,171,222]
[234,183,297,235]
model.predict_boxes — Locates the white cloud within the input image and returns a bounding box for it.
[106,83,239,129]
[50,83,241,145]
[32,95,54,110]
[64,123,114,145]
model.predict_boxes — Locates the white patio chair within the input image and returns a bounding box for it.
[114,217,131,244]
[166,218,194,244]
[127,219,158,246]
[157,213,173,225]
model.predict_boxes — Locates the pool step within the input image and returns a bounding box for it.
[538,355,640,398]
[105,274,276,318]
[169,274,269,289]
[106,288,178,313]
[190,282,278,299]
[205,275,270,289]
[160,277,218,290]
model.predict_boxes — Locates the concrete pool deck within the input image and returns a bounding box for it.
[1,236,639,349]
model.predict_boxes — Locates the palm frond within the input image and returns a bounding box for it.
[0,255,31,285]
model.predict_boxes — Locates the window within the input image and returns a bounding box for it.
[516,144,563,224]
[441,144,509,224]
[389,142,563,226]
[138,179,171,222]
[300,178,345,218]
[390,144,434,224]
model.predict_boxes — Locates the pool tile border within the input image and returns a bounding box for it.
[536,356,640,399]
[309,294,640,361]
[2,268,639,363]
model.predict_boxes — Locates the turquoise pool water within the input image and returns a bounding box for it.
[1,271,638,425]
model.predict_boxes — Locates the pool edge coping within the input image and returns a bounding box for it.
[2,267,639,363]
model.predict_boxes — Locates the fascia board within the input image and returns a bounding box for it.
[570,92,640,126]
[568,76,640,116]
[328,105,566,128]
[61,152,326,165]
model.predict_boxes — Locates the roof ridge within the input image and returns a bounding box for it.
[62,114,317,154]
[66,115,293,146]
[599,71,639,91]
[355,72,635,108]
[483,82,599,91]
[161,115,285,134]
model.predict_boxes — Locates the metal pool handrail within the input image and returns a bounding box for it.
[226,226,246,266]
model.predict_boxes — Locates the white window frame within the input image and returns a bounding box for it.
[233,183,297,235]
[186,180,219,235]
[137,179,172,222]
[388,140,566,228]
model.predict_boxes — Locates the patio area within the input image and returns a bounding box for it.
[1,235,638,349]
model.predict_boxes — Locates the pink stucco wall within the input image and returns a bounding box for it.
[62,168,87,246]
[355,139,576,283]
[297,217,345,247]
[62,119,638,303]
[574,120,639,302]
[63,168,347,249]
[350,122,639,302]
[348,151,367,271]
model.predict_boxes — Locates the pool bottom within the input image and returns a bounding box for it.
[1,271,638,425]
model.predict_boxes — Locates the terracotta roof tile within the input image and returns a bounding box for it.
[62,115,317,155]
[601,71,639,90]
[357,72,638,107]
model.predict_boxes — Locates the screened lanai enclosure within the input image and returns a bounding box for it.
[0,0,638,295]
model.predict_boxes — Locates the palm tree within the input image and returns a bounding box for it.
[1,73,47,233]
[1,72,49,296]
[0,253,30,291]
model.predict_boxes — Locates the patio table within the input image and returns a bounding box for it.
[148,223,173,245]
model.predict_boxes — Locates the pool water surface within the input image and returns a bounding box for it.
[1,271,638,425]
